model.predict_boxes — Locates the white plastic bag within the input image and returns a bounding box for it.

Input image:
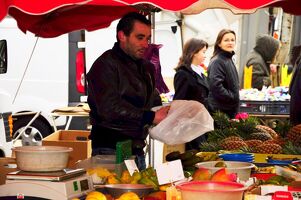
[149,100,214,145]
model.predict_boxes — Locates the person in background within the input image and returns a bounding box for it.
[243,34,280,90]
[207,29,240,119]
[173,38,211,150]
[86,12,170,170]
[289,45,301,126]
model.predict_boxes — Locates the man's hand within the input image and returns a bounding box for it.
[153,106,170,125]
[270,64,277,74]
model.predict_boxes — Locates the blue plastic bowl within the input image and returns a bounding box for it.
[220,157,254,163]
[219,153,254,163]
[266,158,292,165]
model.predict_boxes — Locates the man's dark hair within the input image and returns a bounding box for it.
[116,12,151,41]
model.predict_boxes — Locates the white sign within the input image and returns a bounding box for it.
[156,160,185,185]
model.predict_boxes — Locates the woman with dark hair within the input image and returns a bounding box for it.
[174,38,211,111]
[207,29,240,119]
[173,38,211,150]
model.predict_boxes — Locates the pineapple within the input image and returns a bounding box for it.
[262,140,277,145]
[256,125,278,139]
[245,139,263,153]
[255,143,282,154]
[221,136,243,143]
[207,128,239,143]
[220,140,248,151]
[274,119,292,138]
[282,141,301,155]
[245,139,263,148]
[287,124,301,146]
[249,132,273,141]
[212,111,230,130]
[198,142,221,152]
[232,117,259,139]
[272,137,287,146]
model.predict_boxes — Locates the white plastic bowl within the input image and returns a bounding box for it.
[13,146,73,172]
[195,161,255,181]
[177,181,246,200]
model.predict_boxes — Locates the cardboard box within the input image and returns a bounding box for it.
[42,130,92,168]
[0,157,17,185]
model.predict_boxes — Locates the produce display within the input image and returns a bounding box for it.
[197,112,301,155]
[240,86,290,101]
[80,111,301,200]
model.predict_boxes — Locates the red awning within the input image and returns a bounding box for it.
[0,0,299,38]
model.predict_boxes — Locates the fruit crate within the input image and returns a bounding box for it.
[239,100,273,114]
[239,100,290,115]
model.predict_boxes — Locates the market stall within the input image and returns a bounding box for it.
[1,1,301,200]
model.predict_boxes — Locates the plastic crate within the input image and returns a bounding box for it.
[239,100,290,115]
[272,101,290,115]
[239,100,273,114]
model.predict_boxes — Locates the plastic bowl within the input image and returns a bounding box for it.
[13,146,73,172]
[177,181,246,200]
[266,158,292,165]
[105,184,153,198]
[195,161,255,181]
[221,158,254,163]
[219,153,254,163]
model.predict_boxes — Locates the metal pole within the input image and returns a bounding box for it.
[149,11,155,167]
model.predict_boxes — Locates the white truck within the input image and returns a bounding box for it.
[0,39,13,157]
[0,17,86,153]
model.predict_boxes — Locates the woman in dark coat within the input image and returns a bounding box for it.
[207,29,240,119]
[289,45,301,126]
[173,38,211,150]
[173,38,211,110]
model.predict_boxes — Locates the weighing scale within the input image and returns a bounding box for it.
[0,168,94,200]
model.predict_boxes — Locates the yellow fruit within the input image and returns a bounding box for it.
[159,183,171,191]
[120,170,133,184]
[116,192,140,200]
[107,175,121,184]
[87,167,112,178]
[130,170,142,184]
[85,198,99,200]
[96,167,112,178]
[87,168,97,175]
[86,191,107,200]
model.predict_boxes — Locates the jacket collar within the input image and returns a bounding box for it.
[219,49,235,58]
[112,42,143,64]
[178,65,209,88]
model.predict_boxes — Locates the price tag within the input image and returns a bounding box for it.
[156,160,185,185]
[124,159,139,175]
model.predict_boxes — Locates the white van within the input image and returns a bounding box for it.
[0,17,86,150]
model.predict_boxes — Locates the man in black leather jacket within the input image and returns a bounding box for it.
[87,12,169,170]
